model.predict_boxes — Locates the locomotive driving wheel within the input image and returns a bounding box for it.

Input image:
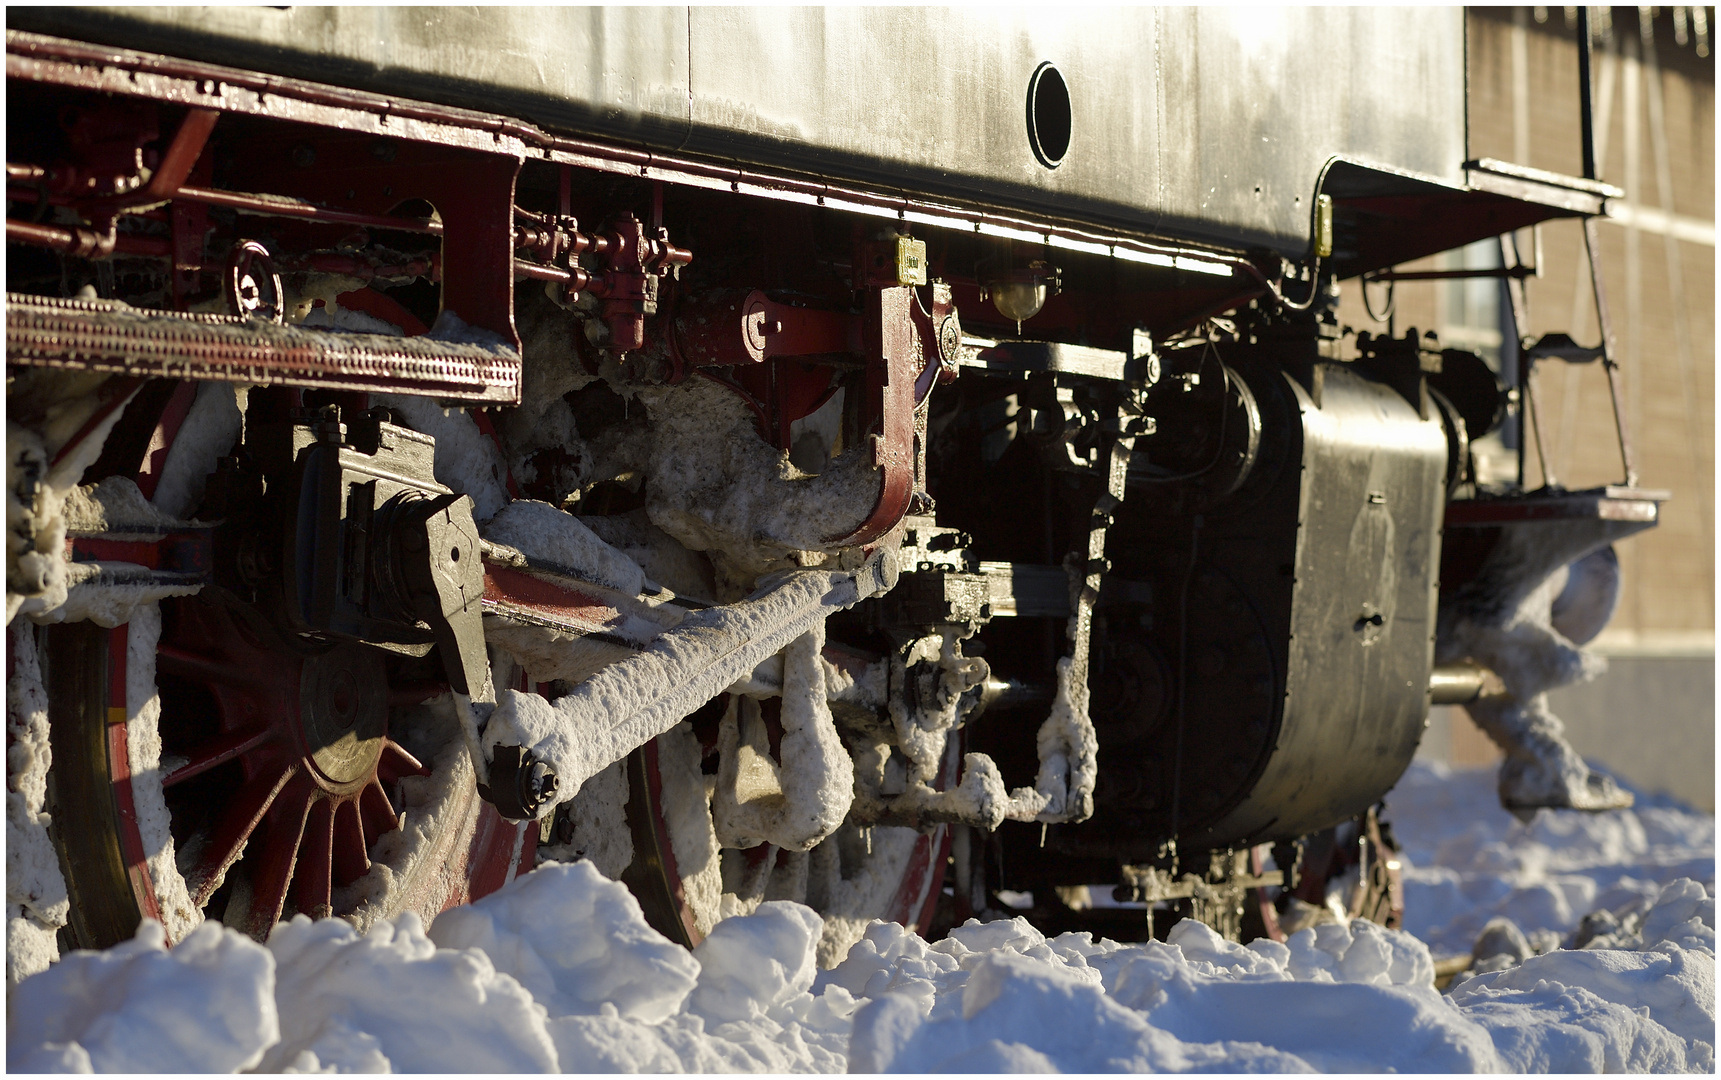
[42,379,532,950]
[156,600,427,936]
[612,696,955,962]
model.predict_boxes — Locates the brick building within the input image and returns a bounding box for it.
[1336,7,1714,808]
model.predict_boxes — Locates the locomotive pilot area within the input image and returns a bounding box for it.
[3,5,1715,1075]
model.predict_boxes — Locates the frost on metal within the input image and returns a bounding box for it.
[121,604,201,943]
[537,758,634,882]
[6,621,67,985]
[481,557,895,814]
[375,391,512,523]
[631,376,886,591]
[712,623,854,853]
[484,498,646,597]
[1438,522,1635,813]
[6,377,138,624]
[847,627,1100,833]
[36,478,205,628]
[148,381,242,520]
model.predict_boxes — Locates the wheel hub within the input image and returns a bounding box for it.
[299,644,389,790]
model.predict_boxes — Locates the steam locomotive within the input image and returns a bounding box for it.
[5,8,1659,973]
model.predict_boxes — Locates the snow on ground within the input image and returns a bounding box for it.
[7,764,1715,1073]
[1388,759,1715,959]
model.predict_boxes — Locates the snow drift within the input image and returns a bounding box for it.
[7,762,1715,1073]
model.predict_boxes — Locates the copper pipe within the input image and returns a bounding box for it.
[9,166,440,244]
[143,107,220,201]
[73,108,223,220]
[9,219,108,258]
[175,186,444,235]
[514,259,571,283]
[6,219,175,258]
[513,260,596,297]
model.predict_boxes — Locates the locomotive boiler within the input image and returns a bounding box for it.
[5,7,1660,975]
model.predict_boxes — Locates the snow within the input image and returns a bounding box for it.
[823,916,1494,1073]
[148,380,242,519]
[121,604,200,944]
[373,392,511,523]
[497,289,599,508]
[582,510,720,603]
[1436,519,1638,811]
[483,498,646,596]
[299,299,405,337]
[328,695,495,934]
[258,913,556,1073]
[1027,653,1099,823]
[6,620,67,984]
[427,862,699,1024]
[1448,939,1713,1071]
[806,822,929,968]
[425,309,515,353]
[711,624,854,853]
[852,623,1104,835]
[12,793,1712,1074]
[633,376,885,589]
[8,920,276,1073]
[654,720,726,936]
[7,384,137,624]
[538,759,635,881]
[1387,758,1715,959]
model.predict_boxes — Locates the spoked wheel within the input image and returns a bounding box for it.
[1280,805,1405,934]
[617,697,954,963]
[42,377,534,949]
[155,599,428,936]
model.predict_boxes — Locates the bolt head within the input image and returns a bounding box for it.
[527,761,559,800]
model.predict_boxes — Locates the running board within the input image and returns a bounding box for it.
[6,293,520,404]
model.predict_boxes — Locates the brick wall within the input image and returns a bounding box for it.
[1353,8,1713,799]
[1339,6,1712,638]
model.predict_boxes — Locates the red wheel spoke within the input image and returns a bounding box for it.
[294,798,335,920]
[331,798,371,884]
[377,739,428,783]
[236,772,315,940]
[156,643,258,687]
[358,781,398,848]
[187,763,299,907]
[162,725,272,788]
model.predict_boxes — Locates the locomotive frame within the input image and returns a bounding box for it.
[6,9,1662,971]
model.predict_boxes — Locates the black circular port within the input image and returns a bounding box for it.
[1026,62,1072,168]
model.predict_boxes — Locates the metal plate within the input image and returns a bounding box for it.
[1207,364,1448,845]
[11,7,1466,257]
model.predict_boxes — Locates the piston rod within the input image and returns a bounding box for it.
[1429,662,1505,706]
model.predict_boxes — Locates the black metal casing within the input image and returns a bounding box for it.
[1066,352,1447,859]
